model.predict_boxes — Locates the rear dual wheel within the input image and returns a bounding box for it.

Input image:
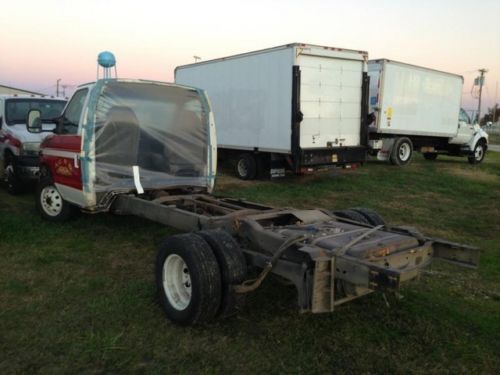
[333,207,386,226]
[236,153,257,180]
[156,231,247,325]
[390,137,413,166]
[235,153,269,180]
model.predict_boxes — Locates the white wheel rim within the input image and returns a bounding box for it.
[40,186,63,216]
[4,164,13,183]
[163,254,192,311]
[5,164,15,189]
[399,143,411,161]
[237,159,248,177]
[475,145,484,160]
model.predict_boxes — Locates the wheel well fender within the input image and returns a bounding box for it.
[472,135,488,150]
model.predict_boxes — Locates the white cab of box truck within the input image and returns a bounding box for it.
[175,43,369,179]
[367,59,488,165]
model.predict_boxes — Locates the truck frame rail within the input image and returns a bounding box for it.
[111,192,479,314]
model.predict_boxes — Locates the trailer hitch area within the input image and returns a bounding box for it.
[428,238,480,269]
[389,226,480,269]
[310,241,434,313]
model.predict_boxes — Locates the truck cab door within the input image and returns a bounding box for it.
[40,88,89,207]
[450,109,474,145]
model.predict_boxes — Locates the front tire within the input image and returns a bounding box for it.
[4,155,23,195]
[36,176,76,222]
[156,234,222,325]
[468,141,486,164]
[390,137,413,166]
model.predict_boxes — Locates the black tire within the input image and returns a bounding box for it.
[4,154,23,195]
[156,234,222,326]
[423,153,438,161]
[390,137,413,166]
[235,153,257,180]
[194,230,247,318]
[351,207,386,226]
[35,174,76,222]
[333,209,370,224]
[468,140,486,164]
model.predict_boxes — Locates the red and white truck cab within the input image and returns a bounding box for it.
[27,79,217,220]
[0,95,66,193]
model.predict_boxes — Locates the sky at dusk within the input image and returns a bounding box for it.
[1,0,499,116]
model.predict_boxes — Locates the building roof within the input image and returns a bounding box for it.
[0,84,43,96]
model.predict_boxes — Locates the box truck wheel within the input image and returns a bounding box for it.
[423,153,438,161]
[35,172,76,222]
[468,140,486,164]
[194,230,247,318]
[390,137,413,166]
[156,233,222,325]
[236,153,257,180]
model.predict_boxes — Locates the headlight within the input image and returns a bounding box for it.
[20,142,41,156]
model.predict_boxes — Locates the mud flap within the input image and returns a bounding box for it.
[377,138,395,161]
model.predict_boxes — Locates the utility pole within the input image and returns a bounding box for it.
[476,68,487,124]
[494,81,498,123]
[56,78,61,97]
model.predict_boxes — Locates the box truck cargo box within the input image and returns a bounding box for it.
[176,43,369,179]
[367,59,488,165]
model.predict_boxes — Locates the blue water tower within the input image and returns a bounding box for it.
[97,51,117,79]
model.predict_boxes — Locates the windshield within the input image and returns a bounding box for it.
[5,99,67,125]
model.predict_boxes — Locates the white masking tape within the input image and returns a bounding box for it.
[132,165,144,194]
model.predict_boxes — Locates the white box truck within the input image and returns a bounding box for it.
[175,43,369,179]
[367,59,488,165]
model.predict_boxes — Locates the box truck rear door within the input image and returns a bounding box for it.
[298,55,363,149]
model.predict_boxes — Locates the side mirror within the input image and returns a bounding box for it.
[27,109,42,133]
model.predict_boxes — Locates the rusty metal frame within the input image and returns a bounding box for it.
[111,193,480,314]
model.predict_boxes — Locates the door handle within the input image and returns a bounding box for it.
[74,154,80,169]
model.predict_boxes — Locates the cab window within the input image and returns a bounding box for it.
[459,109,470,124]
[61,88,88,134]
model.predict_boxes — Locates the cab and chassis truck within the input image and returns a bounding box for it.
[27,79,479,325]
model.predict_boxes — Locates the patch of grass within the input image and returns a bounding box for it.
[488,132,500,145]
[1,154,499,373]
